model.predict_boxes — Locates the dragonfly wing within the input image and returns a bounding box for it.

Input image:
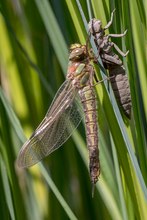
[17,80,83,168]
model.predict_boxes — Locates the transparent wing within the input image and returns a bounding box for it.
[17,80,83,168]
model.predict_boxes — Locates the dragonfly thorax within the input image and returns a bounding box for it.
[67,59,92,89]
[67,44,93,88]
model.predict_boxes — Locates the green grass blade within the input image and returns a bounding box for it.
[34,0,68,72]
[0,157,15,220]
[39,164,78,220]
[66,0,86,43]
[0,88,26,144]
[111,136,128,220]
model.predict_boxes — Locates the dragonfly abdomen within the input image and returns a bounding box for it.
[109,65,132,118]
[79,86,100,184]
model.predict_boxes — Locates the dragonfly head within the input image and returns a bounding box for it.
[88,19,102,34]
[69,44,87,61]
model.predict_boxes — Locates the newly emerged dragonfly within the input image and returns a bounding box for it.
[17,43,100,189]
[88,9,132,119]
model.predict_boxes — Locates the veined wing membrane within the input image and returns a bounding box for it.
[17,80,83,168]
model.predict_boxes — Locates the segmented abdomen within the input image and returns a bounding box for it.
[79,86,100,184]
[109,64,132,119]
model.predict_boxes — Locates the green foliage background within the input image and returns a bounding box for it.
[0,0,146,220]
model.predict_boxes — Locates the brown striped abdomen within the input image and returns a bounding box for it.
[109,65,132,118]
[79,86,100,184]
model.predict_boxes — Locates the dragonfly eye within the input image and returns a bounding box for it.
[69,43,81,51]
[69,48,86,61]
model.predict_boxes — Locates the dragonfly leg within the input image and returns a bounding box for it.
[108,29,128,38]
[83,76,115,93]
[104,9,116,30]
[112,42,129,57]
[92,75,115,87]
[82,74,115,94]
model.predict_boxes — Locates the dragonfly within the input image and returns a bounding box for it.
[17,43,101,192]
[88,9,132,119]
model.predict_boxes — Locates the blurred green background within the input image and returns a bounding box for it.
[0,0,146,220]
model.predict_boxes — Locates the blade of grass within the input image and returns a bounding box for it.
[111,136,128,220]
[39,163,78,220]
[0,156,15,220]
[128,0,147,183]
[34,0,68,73]
[65,0,87,43]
